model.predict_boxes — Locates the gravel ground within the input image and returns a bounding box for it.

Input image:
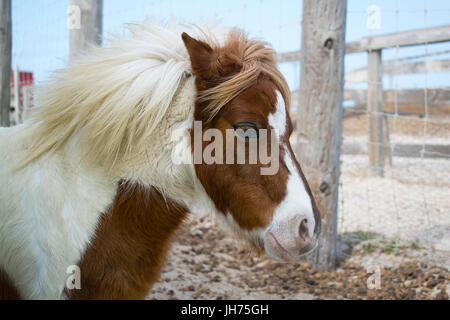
[148,214,449,300]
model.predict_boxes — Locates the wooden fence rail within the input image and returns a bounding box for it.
[292,88,450,115]
[277,25,450,63]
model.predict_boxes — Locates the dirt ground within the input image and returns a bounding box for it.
[149,214,449,300]
[149,114,449,300]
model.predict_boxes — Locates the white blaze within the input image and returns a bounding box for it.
[267,91,315,249]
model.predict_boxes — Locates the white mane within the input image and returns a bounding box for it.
[18,23,216,172]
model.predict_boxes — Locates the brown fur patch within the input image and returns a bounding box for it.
[0,268,20,300]
[65,181,188,300]
[192,77,289,233]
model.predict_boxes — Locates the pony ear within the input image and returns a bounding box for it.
[182,32,217,80]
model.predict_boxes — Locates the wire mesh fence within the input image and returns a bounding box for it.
[339,2,450,273]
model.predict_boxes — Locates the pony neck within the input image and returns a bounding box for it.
[103,76,200,208]
[64,180,188,299]
[61,77,202,299]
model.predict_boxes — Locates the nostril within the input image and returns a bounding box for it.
[299,219,311,243]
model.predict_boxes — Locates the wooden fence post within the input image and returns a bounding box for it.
[0,0,12,127]
[69,0,103,60]
[11,65,19,125]
[367,49,384,176]
[295,0,347,269]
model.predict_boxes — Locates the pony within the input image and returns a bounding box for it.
[0,23,321,299]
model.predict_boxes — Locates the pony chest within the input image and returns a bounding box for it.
[2,157,117,299]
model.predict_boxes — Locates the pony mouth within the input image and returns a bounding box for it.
[264,232,318,263]
[297,238,318,256]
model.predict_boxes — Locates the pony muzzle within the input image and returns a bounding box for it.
[263,215,318,263]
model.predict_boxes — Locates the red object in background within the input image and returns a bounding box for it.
[11,71,34,87]
[10,71,34,108]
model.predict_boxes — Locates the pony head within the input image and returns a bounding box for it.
[182,30,322,262]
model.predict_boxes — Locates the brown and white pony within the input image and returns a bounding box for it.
[0,23,321,299]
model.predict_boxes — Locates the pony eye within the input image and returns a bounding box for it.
[233,122,259,139]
